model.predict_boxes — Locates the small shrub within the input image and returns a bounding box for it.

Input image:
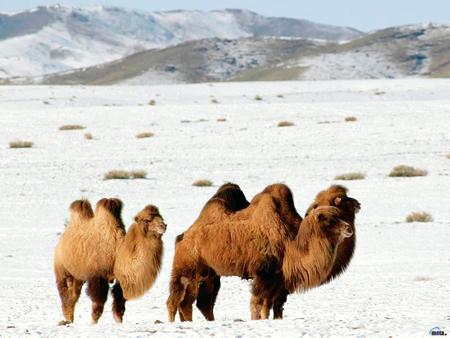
[254,95,263,101]
[181,120,191,123]
[130,170,147,179]
[59,124,85,131]
[374,90,386,96]
[335,172,366,180]
[389,165,427,177]
[277,94,284,98]
[104,170,130,180]
[277,121,295,127]
[405,212,433,223]
[104,170,147,180]
[211,98,219,104]
[192,179,213,187]
[84,133,93,140]
[136,132,154,139]
[9,140,33,148]
[217,118,227,122]
[345,116,357,122]
[149,100,156,106]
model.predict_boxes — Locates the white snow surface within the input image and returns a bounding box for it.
[0,79,449,337]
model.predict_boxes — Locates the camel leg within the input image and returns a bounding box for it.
[196,274,221,321]
[260,298,272,320]
[250,295,262,320]
[167,276,189,322]
[272,288,288,319]
[111,281,126,323]
[179,281,199,321]
[86,277,109,324]
[55,268,84,324]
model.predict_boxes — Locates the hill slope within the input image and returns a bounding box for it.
[0,5,362,78]
[33,23,450,85]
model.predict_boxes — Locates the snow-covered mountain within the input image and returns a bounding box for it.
[0,5,363,78]
[33,23,450,85]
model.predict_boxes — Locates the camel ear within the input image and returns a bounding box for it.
[334,197,342,206]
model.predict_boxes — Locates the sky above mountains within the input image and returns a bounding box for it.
[1,0,449,31]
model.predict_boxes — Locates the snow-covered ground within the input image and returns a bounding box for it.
[0,79,449,337]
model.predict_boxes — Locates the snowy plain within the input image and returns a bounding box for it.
[0,79,449,337]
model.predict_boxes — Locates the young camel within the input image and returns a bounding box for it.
[166,184,352,322]
[54,199,166,324]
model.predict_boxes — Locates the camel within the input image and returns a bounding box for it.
[166,183,352,322]
[189,183,301,321]
[54,198,166,324]
[253,184,360,320]
[177,183,250,321]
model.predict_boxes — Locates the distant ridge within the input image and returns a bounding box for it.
[0,5,363,79]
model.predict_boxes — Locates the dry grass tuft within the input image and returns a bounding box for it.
[84,133,93,140]
[130,170,147,179]
[104,170,147,180]
[334,172,366,180]
[104,170,130,180]
[345,116,358,122]
[211,98,219,104]
[149,100,156,106]
[389,165,427,177]
[192,179,213,187]
[136,132,154,139]
[405,212,433,223]
[277,121,295,127]
[254,95,263,101]
[59,124,85,131]
[217,118,227,122]
[9,140,33,148]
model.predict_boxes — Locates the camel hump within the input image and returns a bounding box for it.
[210,182,250,212]
[69,199,94,223]
[249,193,283,226]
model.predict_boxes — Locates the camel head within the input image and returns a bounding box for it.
[305,185,360,222]
[309,206,353,246]
[134,205,166,237]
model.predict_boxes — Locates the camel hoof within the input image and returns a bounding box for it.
[58,320,72,326]
[113,312,123,324]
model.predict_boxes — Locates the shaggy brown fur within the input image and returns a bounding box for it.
[282,206,352,292]
[192,182,250,321]
[166,183,349,322]
[249,183,303,320]
[54,198,125,324]
[256,185,360,320]
[54,200,166,324]
[305,185,360,283]
[114,205,166,300]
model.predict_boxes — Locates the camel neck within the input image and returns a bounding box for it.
[282,221,336,293]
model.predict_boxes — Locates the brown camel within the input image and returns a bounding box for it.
[54,199,166,324]
[166,183,352,322]
[253,184,360,320]
[177,183,250,321]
